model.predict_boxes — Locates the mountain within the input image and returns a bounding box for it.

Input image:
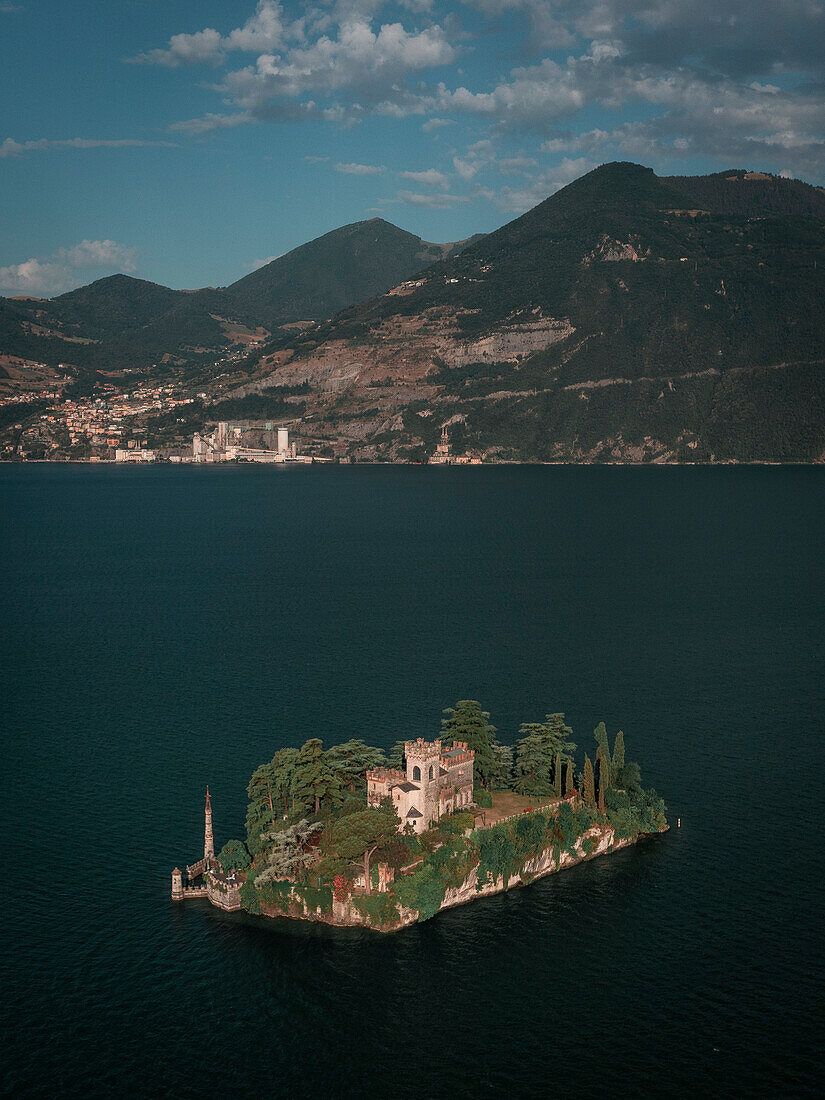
[0,220,482,376]
[234,162,825,463]
[224,217,483,327]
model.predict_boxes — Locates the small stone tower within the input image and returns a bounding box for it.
[204,787,215,864]
[171,867,183,900]
[405,739,442,828]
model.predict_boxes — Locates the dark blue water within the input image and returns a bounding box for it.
[2,465,823,1098]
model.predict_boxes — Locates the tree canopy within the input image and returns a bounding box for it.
[441,699,498,787]
[319,809,399,894]
[326,739,386,791]
[217,838,251,872]
[292,738,344,815]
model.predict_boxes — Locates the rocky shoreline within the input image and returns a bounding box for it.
[249,822,666,933]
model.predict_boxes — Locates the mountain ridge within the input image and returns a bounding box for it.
[230,161,825,462]
[0,219,484,372]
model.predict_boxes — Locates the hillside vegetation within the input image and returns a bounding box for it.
[246,162,825,462]
[0,220,479,374]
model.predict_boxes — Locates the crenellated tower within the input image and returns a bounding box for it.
[405,738,441,828]
[204,787,215,864]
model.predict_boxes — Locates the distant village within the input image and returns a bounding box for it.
[1,370,483,465]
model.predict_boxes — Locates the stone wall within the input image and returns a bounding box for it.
[206,879,242,912]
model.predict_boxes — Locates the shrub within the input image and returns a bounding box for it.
[297,883,333,914]
[392,865,447,921]
[352,892,399,926]
[217,838,251,872]
[437,811,475,836]
[474,788,493,808]
[239,882,261,915]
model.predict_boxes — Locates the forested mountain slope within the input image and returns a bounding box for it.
[239,163,825,462]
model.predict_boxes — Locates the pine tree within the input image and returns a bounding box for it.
[441,700,497,788]
[612,730,625,785]
[513,731,554,795]
[491,741,514,790]
[386,741,407,771]
[326,739,386,791]
[292,738,343,815]
[583,755,595,807]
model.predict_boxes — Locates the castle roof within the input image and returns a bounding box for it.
[393,781,419,793]
[405,807,423,818]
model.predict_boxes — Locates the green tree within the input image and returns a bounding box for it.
[441,700,497,788]
[513,727,555,795]
[597,748,608,813]
[594,722,611,777]
[246,747,299,853]
[583,754,596,808]
[513,713,576,796]
[326,739,386,791]
[614,761,642,793]
[217,838,251,872]
[292,739,343,815]
[256,819,323,885]
[490,741,514,789]
[612,730,626,783]
[319,809,399,895]
[386,741,407,770]
[565,758,575,797]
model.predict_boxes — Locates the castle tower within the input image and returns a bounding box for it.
[204,787,215,864]
[171,867,183,900]
[405,739,442,828]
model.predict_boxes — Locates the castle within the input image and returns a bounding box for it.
[366,739,475,833]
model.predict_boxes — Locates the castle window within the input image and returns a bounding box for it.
[412,765,421,782]
[428,766,434,781]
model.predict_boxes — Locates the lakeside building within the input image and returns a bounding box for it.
[429,425,453,465]
[193,421,299,463]
[115,448,155,462]
[366,739,474,833]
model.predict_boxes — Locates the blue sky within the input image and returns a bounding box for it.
[2,0,824,295]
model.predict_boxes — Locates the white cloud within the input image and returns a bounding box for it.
[422,117,455,131]
[452,139,496,181]
[0,3,22,12]
[477,157,596,212]
[499,154,538,173]
[398,168,449,187]
[0,137,177,157]
[129,2,300,67]
[169,112,253,135]
[0,239,138,297]
[335,161,385,174]
[220,21,456,105]
[397,189,470,207]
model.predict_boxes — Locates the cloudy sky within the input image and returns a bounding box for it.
[2,0,824,295]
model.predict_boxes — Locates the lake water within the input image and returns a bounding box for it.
[1,464,823,1098]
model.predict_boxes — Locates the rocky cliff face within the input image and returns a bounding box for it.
[252,823,648,933]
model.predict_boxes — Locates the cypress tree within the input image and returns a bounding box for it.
[554,751,562,797]
[596,745,610,812]
[612,730,625,785]
[594,721,611,779]
[564,758,575,797]
[583,755,595,808]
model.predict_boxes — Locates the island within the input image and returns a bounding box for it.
[171,702,668,931]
